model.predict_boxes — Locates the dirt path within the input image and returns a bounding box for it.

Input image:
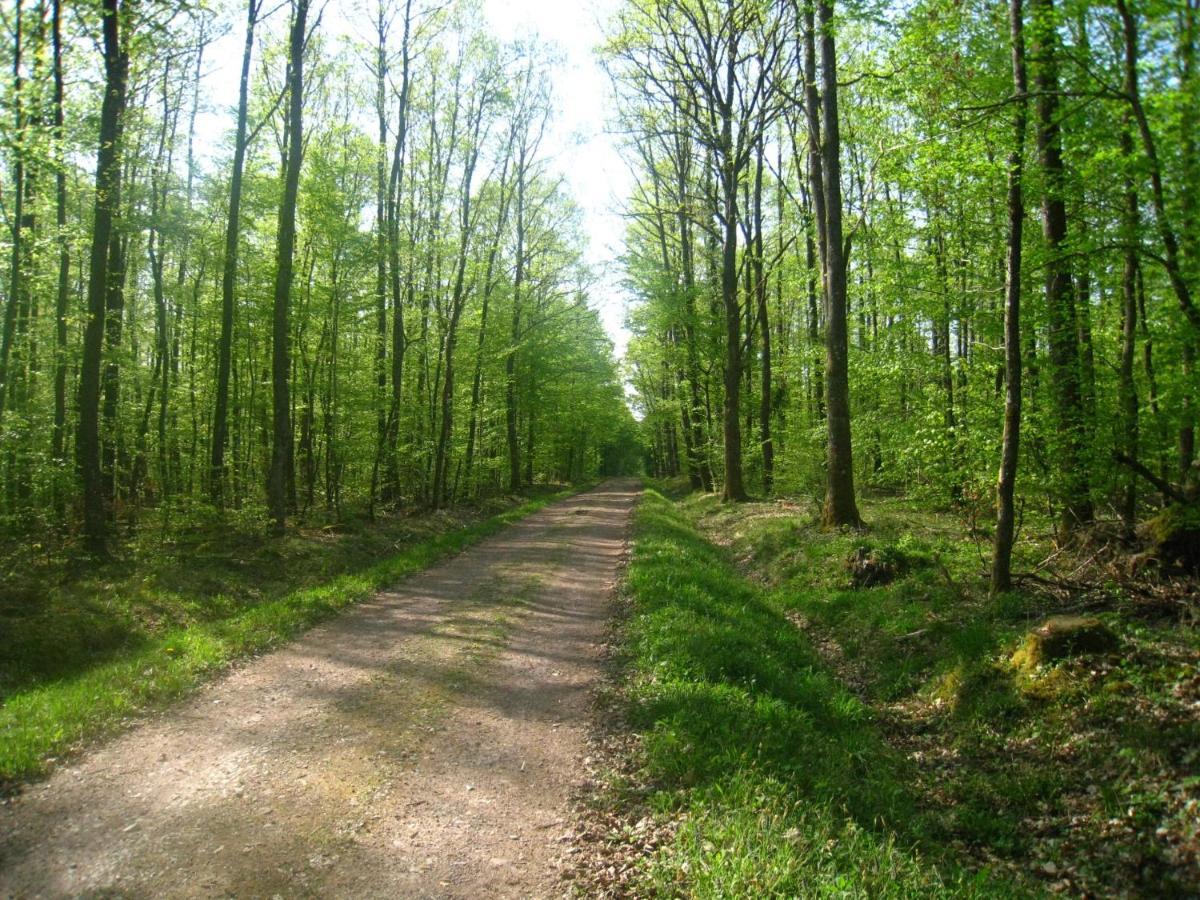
[0,479,640,899]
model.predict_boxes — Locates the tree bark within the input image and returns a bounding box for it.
[433,88,486,508]
[51,0,70,516]
[268,0,309,533]
[0,0,25,427]
[507,145,527,493]
[816,0,860,527]
[753,140,774,495]
[1119,120,1140,535]
[719,36,748,502]
[387,2,414,497]
[992,0,1029,595]
[79,0,131,552]
[1031,0,1091,533]
[373,2,390,506]
[211,0,259,504]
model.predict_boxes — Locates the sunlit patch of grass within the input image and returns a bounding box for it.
[611,490,1011,896]
[672,489,1200,895]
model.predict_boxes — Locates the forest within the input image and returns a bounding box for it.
[612,0,1198,580]
[0,0,634,550]
[602,0,1198,892]
[1,0,1198,895]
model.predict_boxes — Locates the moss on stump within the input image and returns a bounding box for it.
[1010,616,1118,672]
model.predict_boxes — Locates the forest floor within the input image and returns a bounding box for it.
[569,485,1199,898]
[0,479,639,897]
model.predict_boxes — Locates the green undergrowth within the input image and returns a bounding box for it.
[683,490,1199,896]
[612,489,1009,896]
[0,486,583,787]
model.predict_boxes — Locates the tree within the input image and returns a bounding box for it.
[607,0,794,501]
[211,0,265,505]
[812,0,860,527]
[1115,0,1199,477]
[78,0,132,552]
[1030,0,1091,534]
[268,0,312,533]
[992,0,1029,595]
[0,0,26,428]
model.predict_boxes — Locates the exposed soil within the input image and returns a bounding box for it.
[0,479,639,898]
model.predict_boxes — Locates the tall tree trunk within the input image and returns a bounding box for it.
[933,226,959,501]
[0,0,25,428]
[1119,120,1140,535]
[1116,0,1198,475]
[51,0,70,517]
[799,180,824,423]
[816,0,860,527]
[719,39,748,502]
[211,0,259,504]
[1031,0,1091,533]
[433,95,485,508]
[373,2,390,506]
[384,0,414,502]
[506,147,526,493]
[100,224,129,503]
[268,0,309,533]
[992,0,1029,595]
[140,69,177,504]
[79,0,131,553]
[1137,267,1168,484]
[753,140,774,495]
[675,124,713,492]
[463,152,513,496]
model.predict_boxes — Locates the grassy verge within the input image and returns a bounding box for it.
[0,486,585,787]
[682,490,1199,896]
[594,488,1007,896]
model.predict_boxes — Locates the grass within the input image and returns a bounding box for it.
[0,486,584,787]
[602,488,1012,897]
[662,487,1200,896]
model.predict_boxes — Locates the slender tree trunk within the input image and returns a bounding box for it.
[211,0,259,504]
[753,141,774,495]
[817,0,860,527]
[0,0,25,428]
[1031,0,1091,533]
[1119,120,1140,535]
[507,148,526,492]
[992,0,1028,595]
[1136,267,1168,485]
[79,0,131,552]
[675,125,713,491]
[268,0,309,533]
[799,181,824,423]
[933,226,959,500]
[1116,0,1198,475]
[51,0,70,517]
[1075,270,1096,437]
[142,72,176,504]
[384,0,413,502]
[100,225,129,503]
[525,412,535,486]
[373,3,389,505]
[719,39,748,502]
[463,154,513,496]
[433,100,485,508]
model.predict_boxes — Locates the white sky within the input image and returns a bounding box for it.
[193,0,633,359]
[481,0,633,359]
